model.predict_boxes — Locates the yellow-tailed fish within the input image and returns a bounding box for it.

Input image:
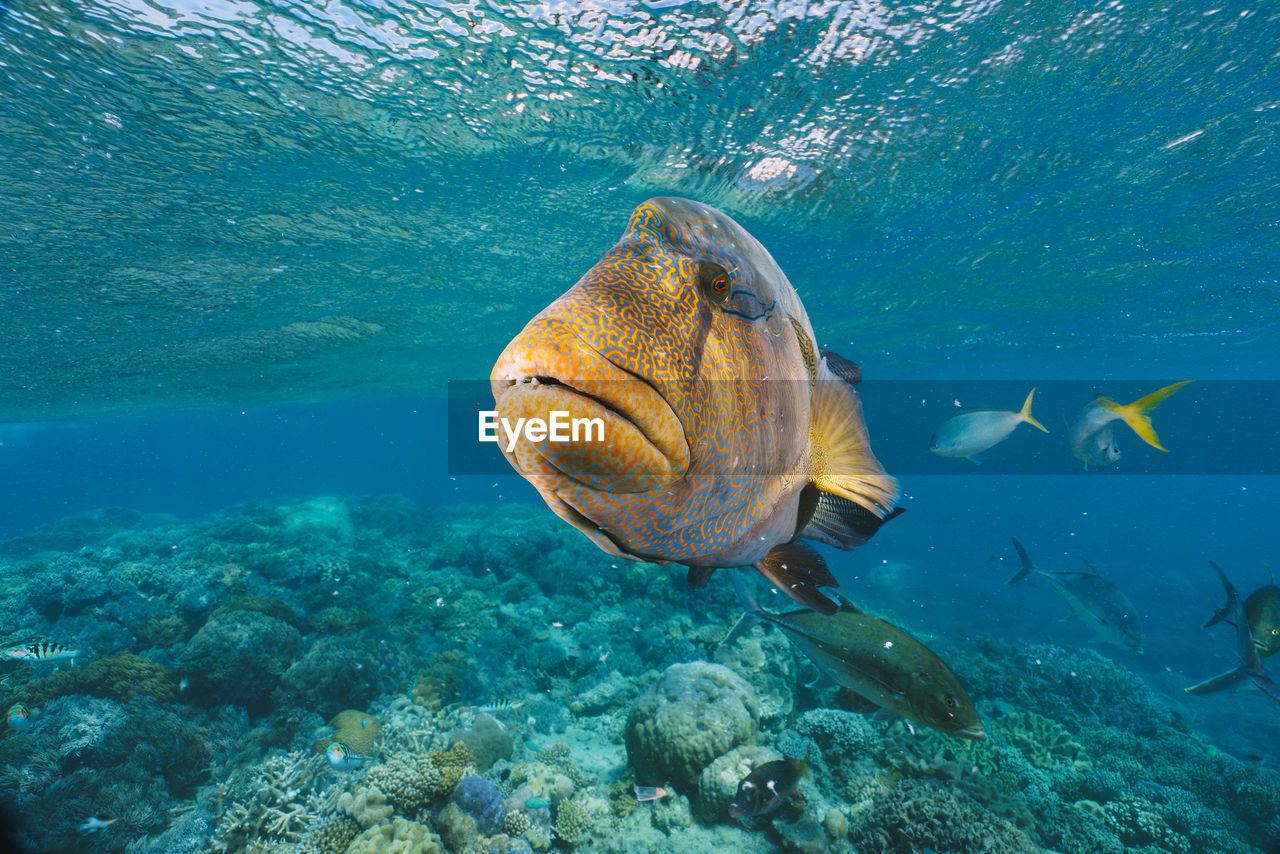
[1186,563,1280,707]
[725,573,983,739]
[928,388,1047,462]
[1069,381,1192,468]
[1006,538,1143,654]
[490,197,901,614]
[1203,563,1280,660]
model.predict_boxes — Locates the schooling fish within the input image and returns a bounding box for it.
[725,574,983,739]
[728,757,807,818]
[5,641,79,663]
[1186,563,1280,707]
[1204,564,1280,659]
[5,703,31,730]
[1007,538,1143,654]
[1069,381,1192,468]
[929,388,1048,462]
[490,197,902,615]
[325,742,368,771]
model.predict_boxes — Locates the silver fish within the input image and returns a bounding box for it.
[1069,381,1192,468]
[929,388,1048,462]
[1007,538,1143,654]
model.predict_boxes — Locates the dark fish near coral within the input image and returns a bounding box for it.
[1007,538,1144,654]
[1204,564,1280,659]
[490,197,902,615]
[1069,381,1192,468]
[929,388,1048,462]
[728,757,807,818]
[725,574,983,739]
[4,641,79,663]
[1186,563,1280,707]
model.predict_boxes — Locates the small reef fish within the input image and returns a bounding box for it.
[78,817,116,834]
[929,388,1048,462]
[728,757,807,818]
[326,742,368,771]
[725,574,983,740]
[471,699,524,713]
[1186,563,1280,707]
[1203,564,1280,659]
[524,797,550,810]
[633,785,669,802]
[6,703,32,730]
[491,197,902,616]
[5,641,79,663]
[1069,381,1192,468]
[1007,538,1143,654]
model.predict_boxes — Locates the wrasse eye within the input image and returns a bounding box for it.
[944,695,957,709]
[697,261,732,302]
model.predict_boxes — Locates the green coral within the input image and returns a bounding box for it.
[131,611,191,647]
[365,742,474,813]
[212,593,299,627]
[8,651,178,706]
[552,798,591,846]
[296,815,360,854]
[346,818,443,854]
[327,709,380,754]
[994,711,1091,772]
[1104,798,1191,853]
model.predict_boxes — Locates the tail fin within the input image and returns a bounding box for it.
[1018,388,1049,433]
[1186,561,1280,708]
[1097,381,1193,451]
[1007,537,1036,584]
[1202,563,1233,628]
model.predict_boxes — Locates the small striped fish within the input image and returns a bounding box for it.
[467,698,525,713]
[5,642,79,662]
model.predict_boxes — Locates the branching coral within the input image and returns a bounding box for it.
[210,750,332,852]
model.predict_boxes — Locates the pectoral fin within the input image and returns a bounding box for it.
[797,487,906,549]
[1185,667,1249,695]
[687,565,717,590]
[754,541,839,615]
[809,361,899,518]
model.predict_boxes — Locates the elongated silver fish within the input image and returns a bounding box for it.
[1007,538,1143,654]
[1186,563,1280,707]
[929,388,1047,462]
[726,574,983,739]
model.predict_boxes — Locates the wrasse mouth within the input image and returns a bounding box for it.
[957,727,986,741]
[492,337,689,493]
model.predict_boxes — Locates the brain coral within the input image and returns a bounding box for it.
[624,661,759,791]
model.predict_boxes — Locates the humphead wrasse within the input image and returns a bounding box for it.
[491,198,901,613]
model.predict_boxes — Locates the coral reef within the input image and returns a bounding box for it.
[347,818,443,854]
[8,651,179,706]
[624,661,759,791]
[994,710,1091,772]
[296,815,361,854]
[179,609,301,708]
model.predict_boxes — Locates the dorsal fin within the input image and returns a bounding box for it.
[1080,558,1103,577]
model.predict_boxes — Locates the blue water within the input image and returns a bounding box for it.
[3,0,1280,852]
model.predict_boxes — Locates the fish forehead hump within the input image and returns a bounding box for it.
[528,198,815,563]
